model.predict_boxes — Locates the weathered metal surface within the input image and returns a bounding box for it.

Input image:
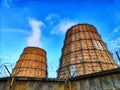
[58,24,118,79]
[0,68,120,90]
[0,81,7,90]
[12,47,47,78]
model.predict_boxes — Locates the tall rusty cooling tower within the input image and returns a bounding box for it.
[58,24,118,79]
[12,47,47,78]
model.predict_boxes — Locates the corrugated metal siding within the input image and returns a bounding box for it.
[0,70,120,90]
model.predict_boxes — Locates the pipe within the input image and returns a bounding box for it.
[115,51,120,63]
[4,65,11,76]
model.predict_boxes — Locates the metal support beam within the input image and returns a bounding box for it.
[115,51,120,63]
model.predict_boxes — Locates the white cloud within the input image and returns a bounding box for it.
[45,13,77,35]
[113,25,120,33]
[51,19,77,35]
[27,18,44,48]
[45,13,60,26]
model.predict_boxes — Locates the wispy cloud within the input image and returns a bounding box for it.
[105,25,120,52]
[45,13,59,21]
[51,18,77,35]
[45,13,59,26]
[113,25,120,33]
[45,13,77,35]
[1,0,13,8]
[27,18,44,48]
[1,29,30,34]
[0,57,6,61]
[109,37,120,51]
[1,0,27,8]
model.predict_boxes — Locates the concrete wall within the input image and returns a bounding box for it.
[0,68,120,90]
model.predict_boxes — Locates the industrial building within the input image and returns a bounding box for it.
[12,47,47,78]
[0,24,119,90]
[58,24,118,79]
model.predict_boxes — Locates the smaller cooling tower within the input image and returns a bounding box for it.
[12,47,47,78]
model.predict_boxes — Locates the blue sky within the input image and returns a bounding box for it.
[0,0,120,78]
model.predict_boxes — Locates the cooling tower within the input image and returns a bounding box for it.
[58,24,118,79]
[12,47,47,78]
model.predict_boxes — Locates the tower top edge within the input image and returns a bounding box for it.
[68,23,96,30]
[24,47,46,53]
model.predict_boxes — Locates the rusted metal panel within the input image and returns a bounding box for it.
[80,79,90,90]
[89,78,101,90]
[75,81,80,90]
[93,78,102,90]
[71,81,77,90]
[27,82,42,90]
[100,76,115,90]
[13,81,28,90]
[53,82,64,90]
[111,74,120,90]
